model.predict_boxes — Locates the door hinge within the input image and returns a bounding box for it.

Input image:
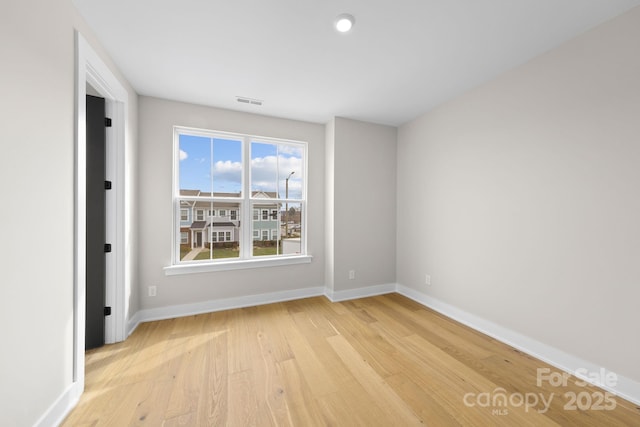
[104,306,112,316]
[105,180,112,190]
[105,117,112,127]
[104,243,112,253]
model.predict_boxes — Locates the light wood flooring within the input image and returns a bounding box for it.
[62,294,640,426]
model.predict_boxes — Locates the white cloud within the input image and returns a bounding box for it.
[179,149,188,161]
[250,155,303,197]
[277,144,303,156]
[212,160,242,183]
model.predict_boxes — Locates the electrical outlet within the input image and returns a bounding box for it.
[348,270,355,280]
[425,274,431,286]
[148,285,157,297]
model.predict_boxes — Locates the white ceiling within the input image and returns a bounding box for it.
[73,0,640,126]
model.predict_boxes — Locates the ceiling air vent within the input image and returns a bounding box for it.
[236,96,263,106]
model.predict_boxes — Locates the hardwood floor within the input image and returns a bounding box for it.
[62,294,640,426]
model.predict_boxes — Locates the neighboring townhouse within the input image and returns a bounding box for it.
[252,191,280,243]
[179,190,281,250]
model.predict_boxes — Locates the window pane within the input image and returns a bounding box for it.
[277,144,303,200]
[179,134,211,194]
[252,200,280,257]
[178,201,240,261]
[251,201,303,257]
[205,203,240,260]
[282,202,303,255]
[212,138,242,197]
[251,142,278,196]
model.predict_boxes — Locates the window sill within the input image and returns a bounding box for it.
[164,255,312,276]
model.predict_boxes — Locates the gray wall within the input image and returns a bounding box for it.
[138,97,325,308]
[0,1,138,426]
[397,8,640,382]
[327,118,397,292]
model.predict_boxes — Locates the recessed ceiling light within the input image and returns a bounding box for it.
[335,14,355,33]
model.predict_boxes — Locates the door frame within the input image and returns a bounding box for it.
[74,32,128,388]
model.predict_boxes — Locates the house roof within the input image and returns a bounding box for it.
[252,191,277,198]
[211,222,236,227]
[190,221,207,230]
[180,189,277,198]
[180,189,279,202]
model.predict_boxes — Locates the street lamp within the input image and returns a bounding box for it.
[285,171,294,237]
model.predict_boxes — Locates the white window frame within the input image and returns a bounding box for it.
[253,209,259,221]
[262,209,269,221]
[230,209,237,220]
[180,209,189,221]
[167,126,311,275]
[219,209,226,217]
[262,230,269,241]
[180,231,189,244]
[196,209,205,221]
[253,230,259,239]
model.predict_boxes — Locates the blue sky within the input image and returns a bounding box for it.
[179,135,303,198]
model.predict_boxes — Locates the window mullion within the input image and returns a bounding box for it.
[241,137,252,259]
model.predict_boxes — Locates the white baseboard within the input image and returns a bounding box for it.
[396,284,640,406]
[135,286,326,324]
[33,380,83,427]
[325,283,396,302]
[127,310,141,337]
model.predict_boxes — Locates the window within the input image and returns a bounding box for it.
[211,231,231,242]
[180,231,188,244]
[173,127,307,267]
